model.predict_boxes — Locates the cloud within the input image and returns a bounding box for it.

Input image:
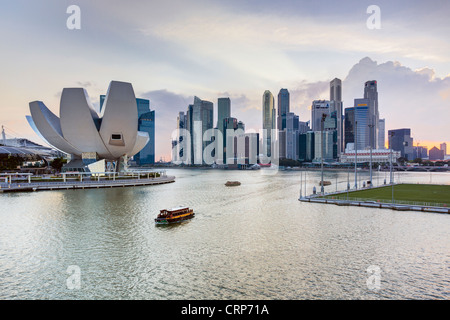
[343,57,450,145]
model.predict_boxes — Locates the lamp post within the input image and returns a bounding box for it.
[368,122,374,188]
[321,114,327,194]
[354,120,358,189]
[389,131,395,204]
[389,131,395,184]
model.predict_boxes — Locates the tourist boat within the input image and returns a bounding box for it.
[155,206,194,225]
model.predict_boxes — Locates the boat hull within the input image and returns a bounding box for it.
[155,212,195,225]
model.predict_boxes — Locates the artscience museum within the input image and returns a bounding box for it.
[26,81,150,173]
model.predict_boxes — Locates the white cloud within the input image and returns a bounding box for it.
[343,57,450,144]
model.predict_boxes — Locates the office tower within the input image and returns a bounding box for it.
[285,112,299,160]
[298,121,309,134]
[135,109,155,165]
[134,98,155,165]
[440,142,447,155]
[429,147,445,160]
[330,78,343,155]
[363,80,379,149]
[223,117,238,163]
[344,104,369,151]
[298,133,307,162]
[311,100,331,132]
[305,131,315,161]
[313,131,334,162]
[277,89,290,130]
[378,118,385,149]
[262,90,276,157]
[388,128,414,160]
[413,146,428,159]
[217,98,231,136]
[185,96,213,164]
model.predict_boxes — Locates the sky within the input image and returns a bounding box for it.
[1,0,449,160]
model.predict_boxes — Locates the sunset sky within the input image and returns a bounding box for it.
[1,0,449,160]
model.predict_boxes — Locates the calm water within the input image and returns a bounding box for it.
[0,169,449,300]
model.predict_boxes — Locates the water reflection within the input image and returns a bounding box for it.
[0,169,449,299]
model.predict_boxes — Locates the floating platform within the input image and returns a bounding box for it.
[299,196,450,214]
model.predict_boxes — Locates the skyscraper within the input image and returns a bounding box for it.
[277,89,290,130]
[223,117,238,163]
[262,90,276,157]
[378,118,385,149]
[364,80,379,149]
[185,96,214,164]
[388,128,414,161]
[344,105,369,151]
[311,100,331,132]
[135,109,155,165]
[330,78,343,155]
[217,97,231,137]
[285,112,299,160]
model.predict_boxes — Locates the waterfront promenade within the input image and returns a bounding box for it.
[0,175,175,193]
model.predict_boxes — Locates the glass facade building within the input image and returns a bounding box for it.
[262,90,276,157]
[344,105,369,151]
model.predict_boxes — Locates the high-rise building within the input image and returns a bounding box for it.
[135,109,155,165]
[344,104,369,151]
[378,118,385,149]
[217,98,231,137]
[311,100,331,132]
[223,117,238,163]
[285,112,299,160]
[183,96,214,164]
[413,146,428,159]
[440,142,447,155]
[363,80,379,149]
[262,90,276,157]
[277,89,290,130]
[330,78,343,155]
[388,128,414,161]
[305,131,315,162]
[313,131,334,162]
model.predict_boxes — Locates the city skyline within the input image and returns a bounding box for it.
[1,1,449,160]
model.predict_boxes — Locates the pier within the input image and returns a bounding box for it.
[0,171,175,193]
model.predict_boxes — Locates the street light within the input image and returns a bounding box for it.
[389,131,395,204]
[368,122,374,188]
[354,120,358,189]
[320,113,327,194]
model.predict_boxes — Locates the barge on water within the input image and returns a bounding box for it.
[155,206,195,225]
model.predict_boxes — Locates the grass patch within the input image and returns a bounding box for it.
[325,184,450,206]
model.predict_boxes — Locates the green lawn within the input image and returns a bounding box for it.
[325,184,450,206]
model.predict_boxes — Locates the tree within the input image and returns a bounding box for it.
[50,157,67,172]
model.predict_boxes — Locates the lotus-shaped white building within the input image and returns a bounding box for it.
[26,81,149,172]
